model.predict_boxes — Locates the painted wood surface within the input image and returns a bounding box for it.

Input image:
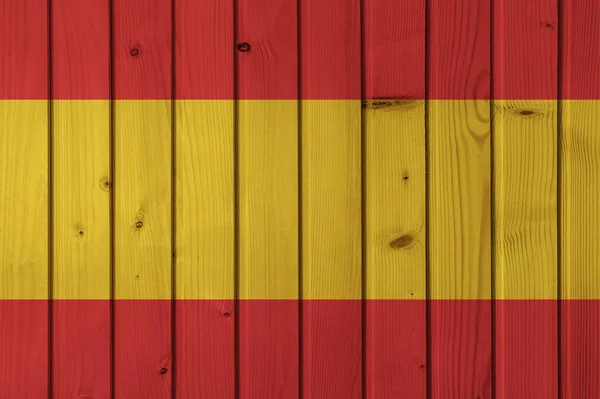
[1,0,600,398]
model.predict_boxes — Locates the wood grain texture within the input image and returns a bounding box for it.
[562,0,600,100]
[237,1,299,397]
[175,101,233,300]
[52,100,110,397]
[174,100,234,398]
[428,99,492,398]
[364,1,426,396]
[175,0,233,99]
[493,0,558,99]
[174,3,234,395]
[0,0,47,99]
[493,1,558,396]
[560,98,600,397]
[0,4,48,396]
[493,100,558,398]
[113,1,172,396]
[300,4,360,395]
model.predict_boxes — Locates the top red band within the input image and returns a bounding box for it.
[1,0,598,99]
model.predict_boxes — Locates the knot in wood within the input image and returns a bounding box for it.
[135,221,143,229]
[160,368,168,374]
[130,48,140,57]
[237,42,251,52]
[389,235,413,249]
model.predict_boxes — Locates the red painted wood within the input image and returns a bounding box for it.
[300,0,360,100]
[430,300,493,399]
[562,300,600,398]
[114,300,172,398]
[0,0,47,99]
[175,0,233,99]
[302,301,362,399]
[562,0,600,99]
[52,0,109,99]
[364,0,425,100]
[493,0,558,99]
[113,0,171,99]
[429,0,490,99]
[176,300,235,399]
[495,300,558,398]
[366,300,427,399]
[239,300,299,399]
[53,301,111,399]
[0,301,48,398]
[236,0,298,100]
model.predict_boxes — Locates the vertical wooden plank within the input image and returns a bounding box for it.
[175,0,235,397]
[428,0,492,398]
[493,1,558,397]
[113,0,172,397]
[51,0,111,397]
[0,0,49,397]
[561,1,600,397]
[300,0,362,398]
[236,0,299,397]
[363,0,427,397]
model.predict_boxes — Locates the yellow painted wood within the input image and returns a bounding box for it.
[365,100,426,300]
[493,100,557,300]
[0,100,48,300]
[561,100,600,300]
[238,100,298,300]
[115,100,171,300]
[53,100,110,300]
[429,99,491,300]
[175,100,234,300]
[301,100,361,300]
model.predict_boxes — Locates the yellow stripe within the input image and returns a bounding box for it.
[494,100,557,300]
[429,99,492,300]
[53,100,110,300]
[302,100,362,300]
[238,100,299,300]
[561,100,600,300]
[115,100,172,300]
[3,100,596,300]
[365,100,426,300]
[176,100,234,300]
[0,100,48,300]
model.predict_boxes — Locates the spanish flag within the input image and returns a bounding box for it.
[1,0,598,398]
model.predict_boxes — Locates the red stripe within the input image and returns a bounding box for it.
[429,0,490,99]
[53,300,110,399]
[52,0,109,99]
[430,300,493,399]
[239,300,299,399]
[0,0,47,99]
[364,0,425,100]
[302,300,362,399]
[114,300,171,398]
[300,0,360,100]
[113,0,171,99]
[562,0,600,99]
[175,300,235,399]
[493,0,558,99]
[366,300,427,399]
[495,300,558,399]
[0,300,48,398]
[175,0,233,99]
[236,0,297,100]
[562,300,600,399]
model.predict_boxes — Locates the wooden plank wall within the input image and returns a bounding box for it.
[1,0,599,398]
